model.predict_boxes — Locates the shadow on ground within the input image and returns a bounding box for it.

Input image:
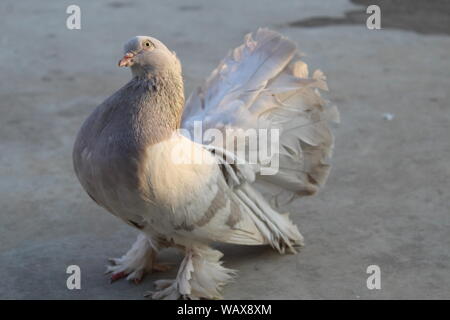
[286,0,450,36]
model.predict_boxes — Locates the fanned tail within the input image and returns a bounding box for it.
[254,58,340,206]
[182,28,339,208]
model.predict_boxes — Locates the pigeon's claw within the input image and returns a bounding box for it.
[109,271,128,283]
[145,279,193,300]
[105,234,169,284]
[106,258,171,284]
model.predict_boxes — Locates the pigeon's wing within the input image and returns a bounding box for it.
[181,28,339,207]
[143,134,302,253]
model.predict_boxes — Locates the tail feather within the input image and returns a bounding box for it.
[254,55,339,205]
[182,28,338,207]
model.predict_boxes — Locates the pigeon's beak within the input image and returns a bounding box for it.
[118,52,135,67]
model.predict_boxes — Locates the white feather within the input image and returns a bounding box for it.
[182,28,339,206]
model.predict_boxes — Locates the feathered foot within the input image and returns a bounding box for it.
[145,246,235,300]
[105,233,171,284]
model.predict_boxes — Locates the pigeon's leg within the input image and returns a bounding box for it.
[106,233,171,284]
[146,245,236,300]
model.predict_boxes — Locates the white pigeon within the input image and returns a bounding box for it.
[72,28,339,299]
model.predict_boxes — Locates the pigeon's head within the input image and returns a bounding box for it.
[119,36,181,78]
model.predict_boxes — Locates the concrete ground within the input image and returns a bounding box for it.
[0,0,449,299]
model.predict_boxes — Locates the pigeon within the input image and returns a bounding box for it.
[72,28,339,299]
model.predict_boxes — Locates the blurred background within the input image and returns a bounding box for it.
[0,0,449,299]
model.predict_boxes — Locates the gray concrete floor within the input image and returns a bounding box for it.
[0,0,449,299]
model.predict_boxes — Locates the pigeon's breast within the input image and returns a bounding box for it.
[74,138,142,214]
[73,120,220,234]
[72,104,152,221]
[139,133,219,209]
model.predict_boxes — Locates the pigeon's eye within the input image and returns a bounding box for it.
[143,41,154,49]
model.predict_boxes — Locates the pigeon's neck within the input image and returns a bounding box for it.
[130,70,185,146]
